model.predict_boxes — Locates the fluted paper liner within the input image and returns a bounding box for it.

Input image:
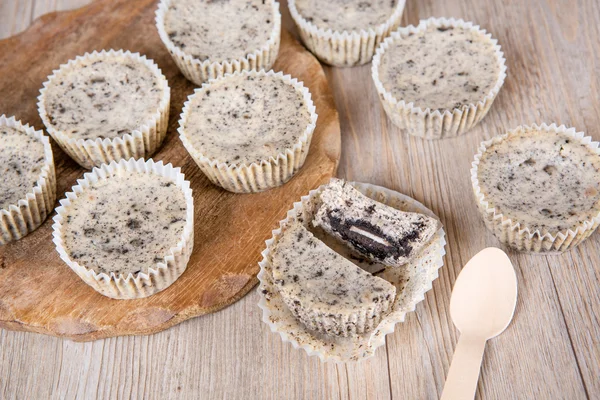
[471,123,600,253]
[178,69,318,193]
[372,17,507,139]
[258,181,446,362]
[38,50,171,169]
[288,0,405,67]
[52,158,194,299]
[155,0,281,86]
[0,115,56,245]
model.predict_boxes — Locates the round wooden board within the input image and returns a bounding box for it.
[0,0,340,341]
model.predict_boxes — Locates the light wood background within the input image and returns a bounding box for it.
[1,0,599,399]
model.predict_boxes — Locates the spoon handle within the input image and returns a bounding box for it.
[440,335,487,400]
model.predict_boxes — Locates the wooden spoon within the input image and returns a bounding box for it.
[440,247,518,400]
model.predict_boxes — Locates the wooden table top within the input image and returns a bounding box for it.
[1,0,599,399]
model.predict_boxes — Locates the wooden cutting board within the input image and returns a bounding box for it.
[0,0,340,341]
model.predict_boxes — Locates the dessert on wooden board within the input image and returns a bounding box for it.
[0,115,56,245]
[471,124,600,253]
[271,221,397,337]
[155,0,281,85]
[259,179,446,361]
[288,0,405,66]
[178,70,317,193]
[52,158,194,299]
[1,0,599,369]
[313,179,440,267]
[372,17,506,139]
[38,49,170,169]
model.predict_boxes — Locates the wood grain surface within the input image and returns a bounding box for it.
[1,0,600,399]
[0,0,340,341]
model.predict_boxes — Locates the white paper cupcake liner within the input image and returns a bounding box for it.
[372,17,507,139]
[288,0,405,67]
[38,50,171,169]
[471,123,600,253]
[258,181,446,362]
[178,69,318,193]
[0,115,56,245]
[155,0,281,86]
[52,158,194,299]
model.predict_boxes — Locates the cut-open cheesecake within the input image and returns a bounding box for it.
[271,221,396,337]
[313,179,439,266]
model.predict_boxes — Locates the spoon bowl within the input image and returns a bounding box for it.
[441,247,518,400]
[450,247,518,339]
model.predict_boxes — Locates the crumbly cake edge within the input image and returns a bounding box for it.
[155,0,281,85]
[371,17,507,139]
[257,179,446,362]
[37,49,171,169]
[177,69,318,193]
[471,123,600,253]
[288,0,406,66]
[52,158,194,300]
[0,115,56,245]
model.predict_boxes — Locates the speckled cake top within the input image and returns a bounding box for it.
[477,128,600,233]
[294,0,398,32]
[0,126,47,210]
[42,55,164,141]
[313,179,440,266]
[271,221,396,335]
[183,74,311,165]
[163,0,275,62]
[378,24,500,111]
[62,172,187,276]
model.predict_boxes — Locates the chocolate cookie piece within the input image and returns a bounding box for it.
[313,179,439,266]
[271,221,396,337]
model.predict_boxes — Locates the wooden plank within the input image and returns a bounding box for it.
[0,0,34,39]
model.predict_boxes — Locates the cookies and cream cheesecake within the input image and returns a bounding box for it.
[53,159,194,299]
[258,180,446,361]
[313,179,440,266]
[372,18,506,139]
[0,115,55,244]
[156,0,281,85]
[472,124,600,253]
[38,50,170,169]
[178,70,317,193]
[293,0,400,32]
[289,0,405,66]
[271,221,396,337]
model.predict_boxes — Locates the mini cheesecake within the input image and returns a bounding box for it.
[289,0,405,66]
[156,0,281,85]
[271,221,396,337]
[472,124,600,252]
[178,70,317,193]
[53,159,194,299]
[372,18,506,139]
[313,179,439,266]
[38,50,170,168]
[0,115,55,245]
[293,0,400,32]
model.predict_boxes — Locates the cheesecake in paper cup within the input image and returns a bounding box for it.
[471,123,600,253]
[38,50,170,169]
[52,158,194,299]
[288,0,405,67]
[258,181,446,362]
[155,0,281,86]
[0,115,56,244]
[372,17,507,139]
[178,69,317,193]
